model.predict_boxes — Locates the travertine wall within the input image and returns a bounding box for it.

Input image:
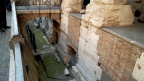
[75,0,134,81]
[67,14,81,51]
[57,0,83,63]
[77,21,102,81]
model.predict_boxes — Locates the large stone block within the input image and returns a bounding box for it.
[61,0,82,13]
[132,58,144,81]
[82,3,134,27]
[71,66,87,81]
[140,52,144,61]
[84,42,99,63]
[77,56,102,81]
[58,31,67,53]
[92,0,126,4]
[78,37,86,52]
[60,14,69,34]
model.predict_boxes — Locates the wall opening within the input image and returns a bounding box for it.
[53,20,60,44]
[82,0,90,9]
[67,45,77,66]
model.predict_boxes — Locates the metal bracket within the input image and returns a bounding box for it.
[9,35,25,50]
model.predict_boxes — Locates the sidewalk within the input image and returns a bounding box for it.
[0,12,12,81]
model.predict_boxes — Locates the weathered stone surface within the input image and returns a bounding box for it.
[77,27,102,80]
[63,55,72,64]
[71,66,87,81]
[132,58,144,81]
[61,0,83,13]
[140,52,144,61]
[82,3,134,27]
[58,31,68,53]
[67,14,81,51]
[60,14,69,34]
[91,0,126,4]
[64,68,70,76]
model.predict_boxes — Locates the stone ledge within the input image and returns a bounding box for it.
[101,24,144,49]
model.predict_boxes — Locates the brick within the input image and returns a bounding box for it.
[97,29,143,81]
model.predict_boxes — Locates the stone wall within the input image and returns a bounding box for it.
[77,21,102,81]
[97,29,144,81]
[74,0,135,81]
[20,24,39,81]
[22,41,39,81]
[132,52,144,81]
[67,14,82,51]
[56,0,83,63]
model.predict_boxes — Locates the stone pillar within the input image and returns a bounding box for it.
[57,0,83,62]
[76,0,134,81]
[83,0,134,27]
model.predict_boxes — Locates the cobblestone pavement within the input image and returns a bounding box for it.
[0,12,12,81]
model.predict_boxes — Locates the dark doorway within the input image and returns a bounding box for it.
[53,20,60,44]
[82,0,90,9]
[67,45,77,66]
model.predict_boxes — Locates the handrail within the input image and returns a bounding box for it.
[11,2,24,81]
[12,2,19,35]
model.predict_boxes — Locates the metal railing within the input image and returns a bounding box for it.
[10,2,24,81]
[14,0,62,9]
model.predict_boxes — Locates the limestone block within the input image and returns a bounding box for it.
[84,56,102,80]
[77,57,102,81]
[61,0,82,13]
[79,25,88,39]
[84,42,99,64]
[64,68,70,76]
[64,55,72,64]
[58,32,67,53]
[71,66,87,81]
[60,14,68,34]
[77,50,101,80]
[140,52,144,61]
[62,5,82,13]
[132,58,144,81]
[83,4,134,27]
[92,0,126,4]
[56,45,67,62]
[80,23,99,45]
[78,37,86,51]
[72,66,79,73]
[86,60,102,80]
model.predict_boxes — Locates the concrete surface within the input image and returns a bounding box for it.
[0,12,12,81]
